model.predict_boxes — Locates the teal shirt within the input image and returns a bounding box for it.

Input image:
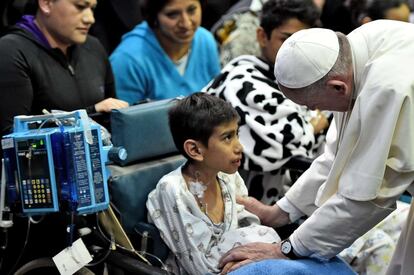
[110,21,221,103]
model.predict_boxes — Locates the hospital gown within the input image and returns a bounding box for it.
[146,165,280,275]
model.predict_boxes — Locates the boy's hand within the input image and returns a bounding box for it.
[310,110,329,134]
[237,196,290,228]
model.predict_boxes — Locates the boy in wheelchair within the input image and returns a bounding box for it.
[146,93,281,274]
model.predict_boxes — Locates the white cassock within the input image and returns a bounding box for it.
[277,20,414,275]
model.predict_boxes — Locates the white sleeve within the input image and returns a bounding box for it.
[276,197,305,223]
[290,193,396,259]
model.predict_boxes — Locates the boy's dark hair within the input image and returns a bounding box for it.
[260,0,320,38]
[168,92,239,159]
[142,0,205,29]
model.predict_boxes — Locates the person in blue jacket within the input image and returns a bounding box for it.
[110,0,221,104]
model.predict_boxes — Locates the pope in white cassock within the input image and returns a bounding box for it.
[219,19,414,275]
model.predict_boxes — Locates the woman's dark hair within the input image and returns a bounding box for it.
[260,0,321,38]
[142,0,205,29]
[168,92,239,159]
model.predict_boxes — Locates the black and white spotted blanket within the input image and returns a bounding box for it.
[203,55,320,173]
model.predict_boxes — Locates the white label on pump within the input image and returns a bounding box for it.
[52,238,93,275]
[1,138,14,150]
[79,110,93,145]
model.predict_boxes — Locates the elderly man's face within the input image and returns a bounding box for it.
[280,84,352,112]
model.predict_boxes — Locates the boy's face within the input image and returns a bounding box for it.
[259,18,309,65]
[200,119,243,175]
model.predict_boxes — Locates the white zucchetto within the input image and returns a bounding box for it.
[274,28,339,89]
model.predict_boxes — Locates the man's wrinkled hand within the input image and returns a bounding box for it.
[219,242,288,274]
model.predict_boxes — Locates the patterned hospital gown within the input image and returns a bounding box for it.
[340,201,411,275]
[146,165,281,275]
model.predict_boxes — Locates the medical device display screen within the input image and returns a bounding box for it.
[17,138,53,209]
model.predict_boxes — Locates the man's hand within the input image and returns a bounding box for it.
[309,110,329,134]
[219,242,288,274]
[237,196,290,228]
[94,97,129,113]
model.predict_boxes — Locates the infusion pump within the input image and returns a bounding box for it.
[1,110,117,216]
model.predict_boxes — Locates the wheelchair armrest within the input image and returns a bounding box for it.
[107,250,171,275]
[132,222,170,264]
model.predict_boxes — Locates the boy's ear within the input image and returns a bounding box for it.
[183,139,204,161]
[256,27,268,48]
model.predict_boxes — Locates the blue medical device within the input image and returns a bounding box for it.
[1,110,112,215]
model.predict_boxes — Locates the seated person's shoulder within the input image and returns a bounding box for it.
[0,30,28,50]
[150,169,184,199]
[196,25,214,36]
[207,55,264,87]
[227,55,262,69]
[217,171,245,189]
[110,37,155,63]
[0,31,40,65]
[111,23,157,56]
[194,26,217,44]
[81,35,108,55]
[83,34,104,48]
[218,170,239,180]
